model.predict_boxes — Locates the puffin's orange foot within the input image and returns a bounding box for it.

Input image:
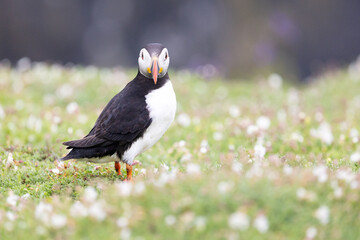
[126,163,133,181]
[115,161,121,176]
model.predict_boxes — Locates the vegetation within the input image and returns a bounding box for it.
[1,62,360,239]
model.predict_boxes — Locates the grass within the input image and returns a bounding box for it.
[1,62,360,239]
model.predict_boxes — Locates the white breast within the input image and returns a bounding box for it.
[122,81,176,164]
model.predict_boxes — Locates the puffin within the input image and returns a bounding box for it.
[61,43,176,181]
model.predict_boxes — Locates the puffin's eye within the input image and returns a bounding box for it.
[141,52,144,60]
[165,52,168,60]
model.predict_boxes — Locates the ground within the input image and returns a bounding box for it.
[0,61,360,239]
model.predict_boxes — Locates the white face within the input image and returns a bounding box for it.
[138,48,170,79]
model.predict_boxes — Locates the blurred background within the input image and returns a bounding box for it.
[1,0,360,81]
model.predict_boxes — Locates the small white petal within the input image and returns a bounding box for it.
[51,214,67,229]
[350,152,360,163]
[306,227,317,239]
[116,217,129,228]
[256,116,271,130]
[228,212,249,230]
[165,215,177,226]
[315,205,330,225]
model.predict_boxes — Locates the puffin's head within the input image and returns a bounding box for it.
[138,43,169,84]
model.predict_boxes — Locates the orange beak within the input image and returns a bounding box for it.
[151,58,159,85]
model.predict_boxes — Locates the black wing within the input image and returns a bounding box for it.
[63,79,152,149]
[93,89,151,143]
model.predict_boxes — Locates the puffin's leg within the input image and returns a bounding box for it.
[114,161,121,176]
[126,164,133,181]
[125,161,141,181]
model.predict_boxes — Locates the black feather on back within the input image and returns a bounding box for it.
[61,71,169,161]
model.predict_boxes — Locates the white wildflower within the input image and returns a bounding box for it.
[17,57,31,71]
[77,114,88,124]
[57,84,74,99]
[154,170,178,186]
[350,128,359,138]
[36,226,47,235]
[336,169,356,183]
[350,181,359,189]
[299,112,307,120]
[116,217,129,228]
[6,153,14,167]
[315,205,330,225]
[296,188,307,199]
[231,162,243,173]
[57,161,65,169]
[3,222,14,231]
[291,132,304,143]
[50,214,67,229]
[165,215,177,226]
[334,187,343,198]
[161,163,170,171]
[83,187,98,203]
[177,113,191,127]
[350,152,360,163]
[120,228,131,240]
[6,211,16,221]
[116,182,132,197]
[195,216,207,231]
[288,89,299,105]
[229,105,240,117]
[88,202,106,221]
[247,125,259,136]
[178,140,186,147]
[0,104,5,119]
[256,116,271,130]
[51,168,60,174]
[283,165,293,175]
[35,202,53,223]
[312,165,328,183]
[268,73,283,89]
[200,140,209,154]
[254,144,266,159]
[217,181,234,194]
[200,147,208,154]
[26,115,42,132]
[53,115,61,124]
[213,132,223,141]
[70,201,88,218]
[253,214,269,233]
[186,163,201,174]
[21,193,31,200]
[311,122,333,145]
[66,102,79,114]
[201,140,209,148]
[246,162,263,178]
[228,212,249,231]
[6,193,19,207]
[306,227,317,239]
[181,153,192,162]
[277,109,287,122]
[134,182,146,195]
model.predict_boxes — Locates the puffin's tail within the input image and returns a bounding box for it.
[61,135,118,160]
